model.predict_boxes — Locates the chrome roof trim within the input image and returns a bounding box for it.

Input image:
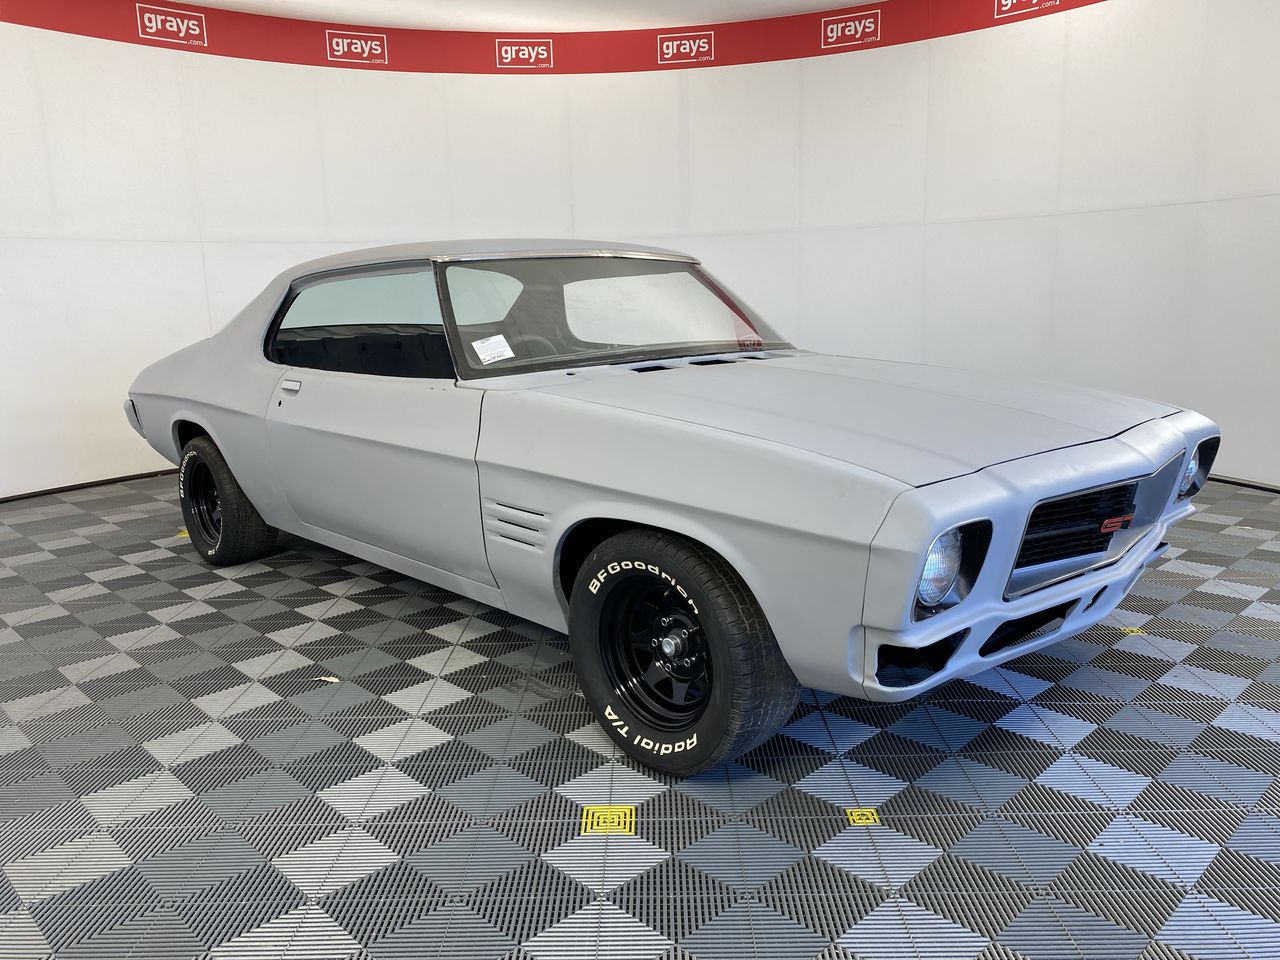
[274,239,698,282]
[428,248,698,264]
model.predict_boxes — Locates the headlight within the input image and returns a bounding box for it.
[1178,450,1199,497]
[918,528,963,607]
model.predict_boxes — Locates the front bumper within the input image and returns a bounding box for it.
[853,409,1219,702]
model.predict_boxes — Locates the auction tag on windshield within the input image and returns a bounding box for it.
[472,334,515,365]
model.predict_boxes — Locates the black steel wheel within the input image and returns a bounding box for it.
[178,435,278,566]
[568,528,800,776]
[600,578,712,731]
[186,459,222,545]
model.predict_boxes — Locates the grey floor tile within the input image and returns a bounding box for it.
[0,477,1275,958]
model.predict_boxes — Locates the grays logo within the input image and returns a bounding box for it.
[995,0,1058,18]
[657,31,714,65]
[136,3,206,46]
[495,39,554,69]
[820,9,881,49]
[326,30,389,65]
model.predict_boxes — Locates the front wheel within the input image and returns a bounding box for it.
[568,529,800,776]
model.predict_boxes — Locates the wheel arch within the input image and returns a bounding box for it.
[555,511,803,775]
[167,409,293,535]
[556,517,641,609]
[172,418,211,455]
[553,513,761,619]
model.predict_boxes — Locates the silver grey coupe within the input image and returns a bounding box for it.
[125,239,1220,774]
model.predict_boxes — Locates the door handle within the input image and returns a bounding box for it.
[281,379,302,393]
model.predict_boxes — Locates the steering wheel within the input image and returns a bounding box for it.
[506,334,558,358]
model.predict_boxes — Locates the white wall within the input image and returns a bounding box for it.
[2,0,1277,499]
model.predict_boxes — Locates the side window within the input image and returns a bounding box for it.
[270,267,454,378]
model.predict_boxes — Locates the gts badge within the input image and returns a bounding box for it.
[1100,514,1135,534]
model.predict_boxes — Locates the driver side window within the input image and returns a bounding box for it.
[270,267,455,379]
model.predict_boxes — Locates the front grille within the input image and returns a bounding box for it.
[1014,482,1138,569]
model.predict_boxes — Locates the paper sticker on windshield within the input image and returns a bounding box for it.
[472,334,515,365]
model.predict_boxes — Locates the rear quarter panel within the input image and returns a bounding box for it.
[476,389,907,691]
[129,329,291,529]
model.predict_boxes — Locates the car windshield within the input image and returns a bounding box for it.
[440,256,791,377]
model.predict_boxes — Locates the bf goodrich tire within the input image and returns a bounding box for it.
[568,529,800,776]
[178,437,278,566]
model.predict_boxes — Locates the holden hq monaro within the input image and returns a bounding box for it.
[125,239,1220,774]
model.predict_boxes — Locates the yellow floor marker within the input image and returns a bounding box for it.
[581,805,636,836]
[845,807,880,826]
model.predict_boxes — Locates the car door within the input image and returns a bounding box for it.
[263,263,495,589]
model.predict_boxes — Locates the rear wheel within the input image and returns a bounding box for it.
[178,436,278,565]
[568,529,800,776]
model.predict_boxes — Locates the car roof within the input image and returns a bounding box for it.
[284,239,698,280]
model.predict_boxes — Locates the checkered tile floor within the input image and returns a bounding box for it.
[2,476,1279,960]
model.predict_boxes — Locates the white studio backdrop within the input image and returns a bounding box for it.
[1,0,1277,499]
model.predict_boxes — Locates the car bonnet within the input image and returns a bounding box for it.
[531,352,1179,487]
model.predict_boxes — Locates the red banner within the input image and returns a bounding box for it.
[0,0,1106,74]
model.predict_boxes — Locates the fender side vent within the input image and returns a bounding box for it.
[493,501,546,519]
[484,500,549,550]
[494,517,539,534]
